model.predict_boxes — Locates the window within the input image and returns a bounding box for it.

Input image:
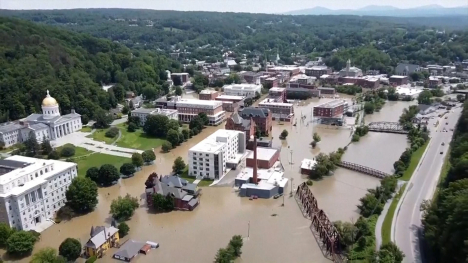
[40,171,43,175]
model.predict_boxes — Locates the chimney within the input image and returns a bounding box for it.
[253,135,258,184]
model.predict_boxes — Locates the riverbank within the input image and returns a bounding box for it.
[381,184,406,244]
[400,141,430,181]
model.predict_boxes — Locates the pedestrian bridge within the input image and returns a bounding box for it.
[337,161,389,179]
[368,122,408,134]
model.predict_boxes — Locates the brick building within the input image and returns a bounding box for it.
[199,90,220,100]
[175,98,225,125]
[305,66,332,78]
[225,112,255,140]
[268,87,286,101]
[246,147,280,169]
[238,107,273,136]
[313,100,347,118]
[389,75,409,86]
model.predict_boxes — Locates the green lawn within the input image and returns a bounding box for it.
[88,128,117,144]
[400,141,429,181]
[73,149,129,177]
[55,144,90,158]
[381,184,407,245]
[0,144,20,153]
[115,123,168,150]
[180,166,214,187]
[80,126,93,132]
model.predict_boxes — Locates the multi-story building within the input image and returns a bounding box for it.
[313,100,347,118]
[175,98,225,125]
[131,108,178,126]
[188,130,246,180]
[266,66,301,76]
[199,90,220,100]
[238,107,273,136]
[258,98,294,121]
[225,112,255,142]
[305,66,332,78]
[389,75,409,86]
[0,156,78,231]
[395,63,421,76]
[339,60,363,77]
[263,77,279,88]
[241,72,263,84]
[215,95,245,112]
[340,76,380,89]
[171,73,190,84]
[429,76,442,88]
[223,84,262,98]
[0,91,82,148]
[268,87,286,101]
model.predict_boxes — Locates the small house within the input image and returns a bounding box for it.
[85,225,120,258]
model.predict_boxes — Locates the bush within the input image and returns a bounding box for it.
[161,142,172,153]
[85,256,97,263]
[127,122,138,132]
[7,231,38,256]
[280,130,288,139]
[118,222,130,237]
[105,127,119,138]
[60,146,75,157]
[48,151,60,160]
[59,238,81,261]
[306,180,313,186]
[352,134,360,142]
[110,194,139,221]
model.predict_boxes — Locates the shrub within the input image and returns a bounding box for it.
[118,222,130,237]
[306,180,313,186]
[105,127,119,138]
[60,146,75,157]
[48,151,60,160]
[161,142,172,153]
[127,122,138,132]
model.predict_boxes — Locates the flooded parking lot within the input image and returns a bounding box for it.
[9,96,415,263]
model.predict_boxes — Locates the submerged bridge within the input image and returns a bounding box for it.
[337,161,389,179]
[295,183,345,263]
[368,122,408,134]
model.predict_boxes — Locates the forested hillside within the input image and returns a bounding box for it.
[0,17,181,122]
[422,101,468,262]
[1,9,468,69]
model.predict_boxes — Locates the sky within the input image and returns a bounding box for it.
[0,0,466,13]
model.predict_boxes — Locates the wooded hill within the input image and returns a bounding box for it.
[0,17,181,122]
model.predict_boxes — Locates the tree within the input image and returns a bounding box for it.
[152,194,175,211]
[0,223,13,246]
[181,128,190,140]
[93,109,113,129]
[31,247,64,263]
[313,132,321,143]
[118,222,130,237]
[81,115,90,125]
[120,163,136,177]
[60,145,75,158]
[175,86,183,96]
[228,235,243,257]
[7,231,37,256]
[24,133,40,157]
[85,167,100,182]
[214,247,234,263]
[189,116,204,131]
[128,116,141,127]
[142,86,158,100]
[198,112,209,126]
[66,177,98,213]
[122,105,130,114]
[378,242,404,263]
[142,150,156,163]
[58,238,81,262]
[172,157,186,174]
[110,194,139,221]
[131,152,144,168]
[127,122,138,132]
[333,221,358,247]
[105,127,119,138]
[143,115,169,137]
[417,90,433,105]
[48,150,60,160]
[166,129,180,147]
[280,129,288,139]
[364,102,375,114]
[161,142,172,152]
[358,193,383,217]
[145,172,159,188]
[40,140,53,155]
[98,164,120,186]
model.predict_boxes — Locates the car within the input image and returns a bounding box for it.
[440,152,443,154]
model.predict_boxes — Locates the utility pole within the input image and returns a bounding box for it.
[247,221,250,238]
[282,192,285,206]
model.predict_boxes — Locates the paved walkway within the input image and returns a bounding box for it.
[192,179,201,185]
[52,132,142,158]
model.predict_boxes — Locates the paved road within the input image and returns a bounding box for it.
[392,107,462,263]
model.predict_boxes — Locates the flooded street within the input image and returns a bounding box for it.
[11,96,414,263]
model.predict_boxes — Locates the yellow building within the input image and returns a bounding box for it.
[85,225,120,258]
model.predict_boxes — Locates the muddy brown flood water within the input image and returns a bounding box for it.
[11,96,415,263]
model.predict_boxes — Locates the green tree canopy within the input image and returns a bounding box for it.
[58,238,82,262]
[65,177,98,213]
[110,194,139,221]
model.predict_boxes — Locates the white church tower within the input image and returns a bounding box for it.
[41,90,61,119]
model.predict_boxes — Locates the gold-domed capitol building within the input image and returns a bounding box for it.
[0,90,82,148]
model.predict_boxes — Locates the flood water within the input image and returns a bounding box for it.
[8,96,414,263]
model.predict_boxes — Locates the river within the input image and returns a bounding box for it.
[7,95,415,263]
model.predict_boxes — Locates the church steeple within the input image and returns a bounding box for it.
[346,59,351,73]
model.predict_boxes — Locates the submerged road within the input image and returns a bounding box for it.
[392,107,462,263]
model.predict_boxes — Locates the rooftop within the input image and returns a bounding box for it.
[0,122,23,134]
[189,129,244,154]
[113,240,146,259]
[259,98,293,107]
[132,108,177,115]
[390,75,408,79]
[239,107,270,118]
[216,95,246,100]
[223,84,262,91]
[246,147,278,161]
[307,66,329,70]
[200,89,218,94]
[301,159,317,170]
[236,163,288,189]
[175,99,223,108]
[269,87,285,92]
[314,99,348,109]
[86,226,119,249]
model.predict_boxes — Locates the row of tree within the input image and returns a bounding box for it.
[308,148,345,180]
[214,235,243,263]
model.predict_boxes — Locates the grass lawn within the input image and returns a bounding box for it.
[179,166,213,187]
[400,141,429,181]
[80,126,93,132]
[73,148,129,177]
[381,184,407,245]
[55,144,90,158]
[114,123,168,151]
[0,144,20,153]
[88,128,117,144]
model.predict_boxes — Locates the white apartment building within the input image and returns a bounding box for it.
[131,108,178,126]
[223,84,262,98]
[0,156,78,232]
[0,90,82,148]
[175,98,225,125]
[188,129,246,180]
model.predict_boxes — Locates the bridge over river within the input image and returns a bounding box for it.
[337,161,390,179]
[368,122,408,134]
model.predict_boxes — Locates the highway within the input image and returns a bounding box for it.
[392,106,462,263]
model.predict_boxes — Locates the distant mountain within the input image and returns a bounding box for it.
[285,5,468,17]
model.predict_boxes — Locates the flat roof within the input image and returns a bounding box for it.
[259,98,293,107]
[269,87,285,92]
[314,99,348,109]
[236,163,288,188]
[301,159,317,170]
[200,89,218,94]
[390,75,408,79]
[216,95,245,100]
[176,99,222,107]
[189,129,243,154]
[223,84,262,91]
[246,147,278,161]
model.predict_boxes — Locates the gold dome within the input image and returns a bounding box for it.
[42,90,58,106]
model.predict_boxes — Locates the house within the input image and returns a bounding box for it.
[145,176,200,211]
[85,225,120,258]
[113,240,146,262]
[417,104,437,115]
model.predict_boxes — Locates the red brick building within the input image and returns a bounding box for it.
[389,75,409,86]
[339,77,380,89]
[225,112,255,140]
[305,66,332,78]
[246,147,280,169]
[313,100,347,117]
[199,90,220,100]
[239,107,273,136]
[268,87,286,101]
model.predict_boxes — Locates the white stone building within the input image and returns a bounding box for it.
[339,59,363,78]
[131,108,178,126]
[188,129,246,180]
[0,156,78,232]
[223,84,262,98]
[0,91,82,148]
